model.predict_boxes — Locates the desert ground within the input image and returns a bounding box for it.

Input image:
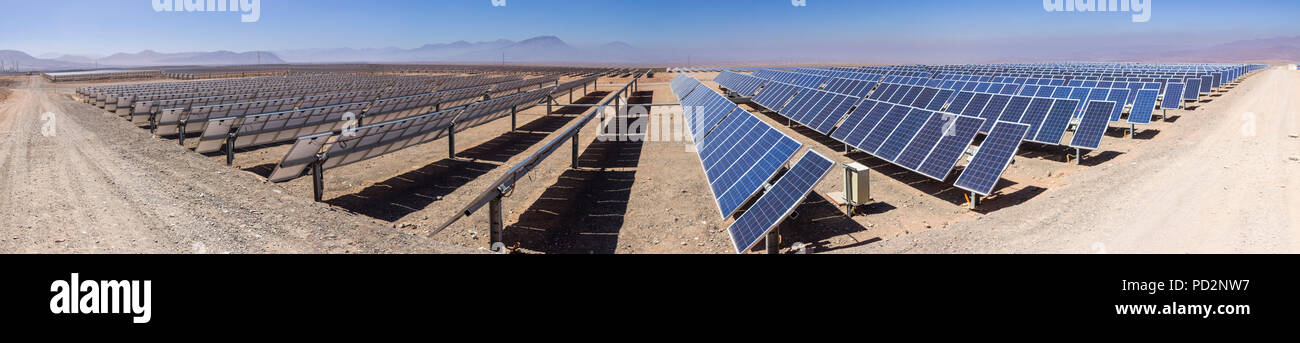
[1,67,1297,254]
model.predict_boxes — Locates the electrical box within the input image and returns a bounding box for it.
[843,162,871,205]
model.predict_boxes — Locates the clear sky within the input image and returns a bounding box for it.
[2,0,1298,61]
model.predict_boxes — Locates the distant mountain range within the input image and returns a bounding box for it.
[96,50,284,66]
[274,36,665,64]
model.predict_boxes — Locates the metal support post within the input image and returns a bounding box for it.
[511,106,517,131]
[571,132,580,169]
[765,230,779,255]
[969,193,979,210]
[1075,148,1082,165]
[448,123,457,159]
[225,133,237,166]
[312,158,325,203]
[178,121,186,145]
[488,195,505,253]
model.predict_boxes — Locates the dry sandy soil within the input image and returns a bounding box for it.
[0,76,470,253]
[3,68,1297,254]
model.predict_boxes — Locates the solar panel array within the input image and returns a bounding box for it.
[670,74,805,218]
[269,80,591,183]
[726,150,834,254]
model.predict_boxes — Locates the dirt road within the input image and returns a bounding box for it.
[850,67,1300,253]
[0,76,469,253]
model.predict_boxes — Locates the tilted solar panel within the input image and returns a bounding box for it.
[955,122,1031,196]
[1183,78,1201,101]
[976,95,1011,133]
[1070,100,1116,150]
[927,89,955,111]
[998,96,1033,124]
[960,93,992,117]
[859,105,914,154]
[1128,89,1158,125]
[267,107,463,183]
[893,111,952,171]
[830,100,879,143]
[1032,99,1079,145]
[842,102,895,148]
[1162,83,1185,110]
[726,150,834,254]
[876,108,934,162]
[915,115,985,181]
[1105,89,1130,122]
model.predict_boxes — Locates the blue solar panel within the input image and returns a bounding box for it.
[1084,88,1110,114]
[859,105,913,154]
[947,91,975,113]
[998,96,1033,124]
[810,95,856,134]
[1019,85,1039,96]
[830,100,879,142]
[726,150,834,254]
[911,87,939,108]
[1162,83,1185,109]
[955,122,1031,196]
[976,95,1011,133]
[1070,100,1116,150]
[888,85,914,104]
[707,125,802,218]
[1199,76,1213,93]
[1106,89,1130,122]
[843,103,895,148]
[1129,89,1158,125]
[1067,88,1092,117]
[960,93,992,117]
[1183,78,1201,101]
[893,112,949,171]
[1052,86,1073,99]
[1032,99,1079,145]
[900,87,925,105]
[915,115,985,181]
[877,108,934,162]
[1035,86,1056,98]
[927,89,955,111]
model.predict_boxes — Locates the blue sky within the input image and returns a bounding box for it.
[1,0,1298,61]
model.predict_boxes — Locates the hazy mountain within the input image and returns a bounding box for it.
[0,50,95,71]
[96,50,285,66]
[276,39,517,63]
[275,36,667,63]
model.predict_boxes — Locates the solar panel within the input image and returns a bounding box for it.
[1069,100,1116,150]
[976,94,1011,133]
[830,100,879,142]
[998,96,1033,124]
[1032,99,1078,145]
[1162,83,1185,110]
[1128,89,1158,125]
[954,122,1031,196]
[1183,78,1202,101]
[926,89,955,111]
[859,105,914,154]
[960,93,991,117]
[915,115,985,181]
[876,108,934,162]
[1105,89,1130,122]
[843,103,896,148]
[947,91,975,113]
[1199,75,1214,93]
[809,95,856,134]
[726,150,834,254]
[911,87,939,108]
[268,107,463,183]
